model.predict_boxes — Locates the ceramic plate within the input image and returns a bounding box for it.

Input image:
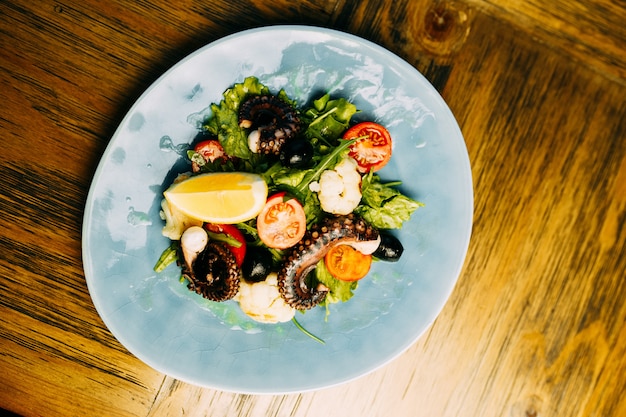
[82,26,473,394]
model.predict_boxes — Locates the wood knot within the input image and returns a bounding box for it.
[426,5,455,41]
[510,395,545,417]
[412,0,472,58]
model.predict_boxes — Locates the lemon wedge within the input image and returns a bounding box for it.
[164,172,268,224]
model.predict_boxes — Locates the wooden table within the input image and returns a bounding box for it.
[1,1,624,416]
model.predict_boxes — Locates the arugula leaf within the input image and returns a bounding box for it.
[205,231,242,248]
[294,138,355,195]
[292,316,325,344]
[356,173,424,229]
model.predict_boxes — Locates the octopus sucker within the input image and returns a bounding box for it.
[183,241,241,302]
[238,94,301,156]
[277,213,380,310]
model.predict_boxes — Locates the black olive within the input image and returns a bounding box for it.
[279,139,314,168]
[241,246,274,282]
[373,233,404,262]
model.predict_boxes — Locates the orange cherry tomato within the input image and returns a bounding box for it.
[256,192,307,249]
[204,223,246,267]
[342,122,392,173]
[324,244,372,282]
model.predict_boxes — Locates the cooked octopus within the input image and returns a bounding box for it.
[182,241,241,302]
[277,214,380,310]
[238,94,300,156]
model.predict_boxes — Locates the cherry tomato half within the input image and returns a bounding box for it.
[204,223,246,267]
[256,192,307,249]
[195,139,226,162]
[342,122,392,173]
[324,244,372,282]
[192,139,226,172]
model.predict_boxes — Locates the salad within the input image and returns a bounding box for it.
[154,76,422,338]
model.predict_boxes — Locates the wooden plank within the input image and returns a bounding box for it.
[1,0,625,416]
[466,0,626,84]
[0,310,163,417]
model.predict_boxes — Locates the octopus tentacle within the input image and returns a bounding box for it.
[238,94,301,156]
[183,242,241,302]
[277,214,380,310]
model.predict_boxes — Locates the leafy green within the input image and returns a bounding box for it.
[263,163,308,189]
[159,77,425,323]
[203,76,270,160]
[356,173,424,229]
[291,316,325,345]
[153,242,179,272]
[302,93,358,145]
[315,259,358,303]
[293,138,355,195]
[205,231,242,248]
[301,191,324,227]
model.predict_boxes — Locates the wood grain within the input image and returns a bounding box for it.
[468,0,626,84]
[1,0,625,416]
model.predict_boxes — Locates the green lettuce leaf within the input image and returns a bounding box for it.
[315,259,358,303]
[203,76,270,160]
[356,174,424,229]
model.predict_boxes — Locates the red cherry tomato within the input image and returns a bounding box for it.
[342,122,392,173]
[204,223,246,267]
[192,139,226,172]
[324,244,372,282]
[195,139,226,162]
[256,192,307,249]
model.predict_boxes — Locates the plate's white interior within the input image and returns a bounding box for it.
[82,25,473,394]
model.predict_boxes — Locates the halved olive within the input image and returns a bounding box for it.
[373,233,404,262]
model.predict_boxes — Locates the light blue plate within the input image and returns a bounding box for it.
[82,26,473,394]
